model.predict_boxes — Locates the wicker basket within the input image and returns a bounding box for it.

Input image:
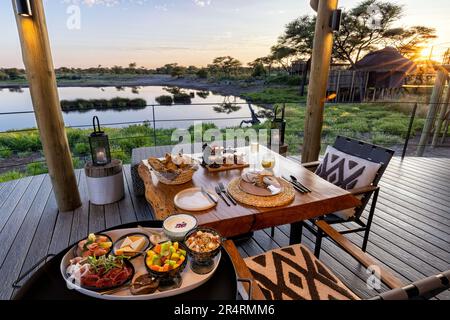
[153,168,196,185]
[151,158,199,185]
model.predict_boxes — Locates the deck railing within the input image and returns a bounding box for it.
[0,100,448,181]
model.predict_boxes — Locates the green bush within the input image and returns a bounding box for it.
[155,95,174,105]
[26,162,48,175]
[0,149,12,159]
[173,93,192,104]
[266,75,301,86]
[197,69,208,79]
[0,171,25,182]
[251,64,266,78]
[61,98,146,111]
[74,143,90,155]
[0,71,9,81]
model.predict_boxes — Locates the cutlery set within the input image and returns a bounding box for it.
[202,176,311,207]
[200,184,237,207]
[282,175,312,194]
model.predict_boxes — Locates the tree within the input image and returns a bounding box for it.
[197,68,208,79]
[128,62,137,69]
[210,56,242,77]
[250,56,275,76]
[171,65,186,78]
[278,15,315,59]
[0,71,9,81]
[389,26,437,60]
[270,45,298,72]
[277,0,436,66]
[251,63,266,78]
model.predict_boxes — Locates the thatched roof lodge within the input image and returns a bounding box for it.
[351,47,417,89]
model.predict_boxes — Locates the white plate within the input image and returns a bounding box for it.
[174,188,218,212]
[60,227,221,300]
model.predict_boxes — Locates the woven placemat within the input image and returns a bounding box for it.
[227,178,295,208]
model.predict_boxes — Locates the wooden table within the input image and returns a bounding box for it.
[138,145,360,242]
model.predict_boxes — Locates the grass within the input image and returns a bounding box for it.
[242,87,307,104]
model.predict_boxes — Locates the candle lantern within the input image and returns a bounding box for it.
[89,116,111,166]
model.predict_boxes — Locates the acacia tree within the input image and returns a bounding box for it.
[276,0,436,66]
[209,56,242,77]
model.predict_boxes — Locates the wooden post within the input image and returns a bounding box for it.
[13,0,81,211]
[432,75,450,147]
[302,0,338,163]
[417,68,448,156]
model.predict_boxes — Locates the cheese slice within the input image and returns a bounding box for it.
[116,246,135,256]
[130,237,146,251]
[121,237,133,249]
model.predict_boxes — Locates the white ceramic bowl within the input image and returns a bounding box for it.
[163,214,198,241]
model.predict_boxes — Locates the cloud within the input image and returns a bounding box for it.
[62,0,148,7]
[193,0,211,7]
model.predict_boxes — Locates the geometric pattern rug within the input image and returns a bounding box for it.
[245,245,360,300]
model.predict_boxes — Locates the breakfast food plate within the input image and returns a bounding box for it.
[174,188,218,211]
[61,227,221,300]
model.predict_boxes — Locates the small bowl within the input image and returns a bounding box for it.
[74,233,113,258]
[184,227,222,275]
[112,232,151,260]
[163,214,198,241]
[144,241,188,281]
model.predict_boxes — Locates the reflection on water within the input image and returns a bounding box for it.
[0,86,267,131]
[213,96,242,114]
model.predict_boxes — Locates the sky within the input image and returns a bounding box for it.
[0,0,449,68]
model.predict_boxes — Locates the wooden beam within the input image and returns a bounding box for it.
[302,0,338,163]
[417,68,448,156]
[432,76,450,147]
[315,220,404,290]
[13,0,81,211]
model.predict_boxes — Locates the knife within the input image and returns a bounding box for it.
[290,175,312,193]
[282,176,306,193]
[201,187,218,204]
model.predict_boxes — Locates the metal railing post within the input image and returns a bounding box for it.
[402,103,418,160]
[151,105,157,146]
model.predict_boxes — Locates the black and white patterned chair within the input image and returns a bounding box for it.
[224,232,450,301]
[299,136,394,257]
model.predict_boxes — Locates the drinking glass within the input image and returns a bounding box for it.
[250,142,259,172]
[261,153,275,173]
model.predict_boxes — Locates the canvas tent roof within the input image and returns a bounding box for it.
[351,47,417,74]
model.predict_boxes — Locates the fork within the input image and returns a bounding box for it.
[218,182,237,205]
[215,186,231,206]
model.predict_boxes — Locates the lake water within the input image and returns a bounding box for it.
[0,86,265,131]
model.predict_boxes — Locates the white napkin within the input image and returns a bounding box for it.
[242,171,282,191]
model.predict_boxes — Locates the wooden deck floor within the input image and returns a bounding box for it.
[0,157,448,300]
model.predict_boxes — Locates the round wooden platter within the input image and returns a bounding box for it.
[238,178,283,197]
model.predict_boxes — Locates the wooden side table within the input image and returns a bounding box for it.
[85,159,124,205]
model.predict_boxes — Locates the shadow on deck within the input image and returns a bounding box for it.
[0,157,448,300]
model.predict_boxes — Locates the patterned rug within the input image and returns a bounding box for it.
[245,245,360,300]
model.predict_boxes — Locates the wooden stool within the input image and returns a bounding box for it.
[85,160,124,205]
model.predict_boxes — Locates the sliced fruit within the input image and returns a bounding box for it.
[98,242,112,249]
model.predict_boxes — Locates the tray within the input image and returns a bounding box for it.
[60,227,221,300]
[204,163,249,172]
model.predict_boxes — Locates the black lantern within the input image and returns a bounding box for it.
[15,0,32,17]
[89,116,111,166]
